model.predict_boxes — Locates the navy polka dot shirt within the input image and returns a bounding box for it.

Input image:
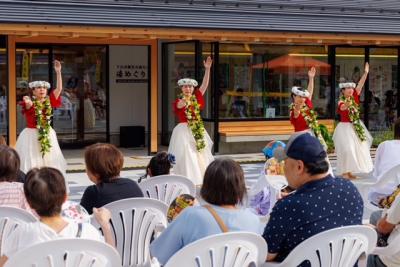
[262,175,363,266]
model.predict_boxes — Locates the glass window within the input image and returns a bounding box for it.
[16,48,50,134]
[368,48,398,132]
[15,46,107,145]
[198,42,215,120]
[53,46,107,145]
[218,44,331,119]
[162,42,196,145]
[335,47,366,118]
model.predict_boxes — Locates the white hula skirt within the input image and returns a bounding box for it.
[16,128,67,175]
[168,123,214,185]
[333,122,373,174]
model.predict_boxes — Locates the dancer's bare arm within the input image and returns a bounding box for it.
[307,67,316,100]
[355,62,369,95]
[199,56,212,95]
[53,60,63,99]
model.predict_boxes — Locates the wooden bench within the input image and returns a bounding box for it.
[219,120,335,142]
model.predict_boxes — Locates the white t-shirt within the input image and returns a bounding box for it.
[3,220,103,258]
[380,195,400,267]
[373,140,400,180]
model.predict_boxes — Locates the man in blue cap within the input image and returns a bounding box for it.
[263,132,363,266]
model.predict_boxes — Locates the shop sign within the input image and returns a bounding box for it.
[114,64,148,83]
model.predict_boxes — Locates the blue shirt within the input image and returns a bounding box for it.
[263,175,363,265]
[150,205,263,265]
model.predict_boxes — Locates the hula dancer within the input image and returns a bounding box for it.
[333,62,373,179]
[168,56,214,185]
[16,60,67,176]
[289,67,331,149]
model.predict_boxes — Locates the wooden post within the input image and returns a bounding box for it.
[7,35,16,147]
[150,39,158,153]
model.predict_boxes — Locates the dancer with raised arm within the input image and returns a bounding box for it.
[16,60,67,175]
[289,67,331,149]
[333,62,373,179]
[168,56,213,185]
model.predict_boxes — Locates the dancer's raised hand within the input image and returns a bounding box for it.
[54,60,62,73]
[308,67,316,78]
[203,56,212,69]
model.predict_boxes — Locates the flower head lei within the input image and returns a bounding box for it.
[178,92,206,152]
[32,96,53,157]
[339,94,366,142]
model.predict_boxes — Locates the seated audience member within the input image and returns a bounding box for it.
[368,194,400,267]
[80,143,143,214]
[0,145,31,212]
[372,118,400,180]
[0,138,25,183]
[263,133,363,266]
[150,158,263,265]
[0,167,114,267]
[138,151,175,183]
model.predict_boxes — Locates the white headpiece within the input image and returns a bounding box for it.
[291,86,310,98]
[339,82,356,89]
[29,81,51,89]
[177,78,198,87]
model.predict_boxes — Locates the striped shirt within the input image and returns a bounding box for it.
[0,182,32,212]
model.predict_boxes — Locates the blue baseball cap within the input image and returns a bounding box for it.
[273,133,327,163]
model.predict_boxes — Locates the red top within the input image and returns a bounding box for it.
[338,91,360,122]
[290,98,313,132]
[173,90,205,123]
[20,91,62,128]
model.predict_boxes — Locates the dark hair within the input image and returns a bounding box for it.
[84,143,124,183]
[394,118,400,140]
[24,168,66,217]
[0,145,20,182]
[147,151,172,177]
[200,157,246,206]
[303,158,330,176]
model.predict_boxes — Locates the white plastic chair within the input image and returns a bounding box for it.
[361,164,400,212]
[91,198,168,267]
[139,175,196,205]
[0,206,37,256]
[164,232,268,267]
[263,225,377,267]
[4,238,121,267]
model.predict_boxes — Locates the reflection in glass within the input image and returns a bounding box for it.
[368,48,398,132]
[16,48,50,134]
[15,46,107,145]
[218,44,331,119]
[335,48,366,118]
[53,46,107,145]
[163,42,196,144]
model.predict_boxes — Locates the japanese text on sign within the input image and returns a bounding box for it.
[115,64,148,83]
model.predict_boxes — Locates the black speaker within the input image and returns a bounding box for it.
[120,126,145,148]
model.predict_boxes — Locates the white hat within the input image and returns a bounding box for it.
[291,86,310,98]
[177,78,198,87]
[29,81,51,89]
[339,82,356,89]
